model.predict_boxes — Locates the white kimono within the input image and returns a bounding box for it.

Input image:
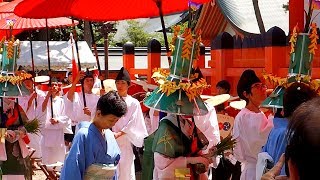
[65,92,100,125]
[18,93,45,159]
[232,108,273,180]
[145,109,160,135]
[153,105,220,179]
[112,95,148,180]
[41,97,71,165]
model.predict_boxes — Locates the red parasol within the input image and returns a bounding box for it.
[0,0,79,116]
[0,0,21,13]
[0,2,20,40]
[0,0,77,31]
[14,0,209,20]
[0,14,78,30]
[14,0,209,108]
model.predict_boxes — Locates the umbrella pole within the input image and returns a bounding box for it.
[72,19,87,107]
[29,31,37,107]
[89,22,104,89]
[45,19,54,118]
[156,0,172,65]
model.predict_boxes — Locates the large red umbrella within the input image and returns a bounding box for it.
[14,0,210,59]
[0,0,77,30]
[0,0,21,13]
[0,1,21,40]
[14,0,209,20]
[0,14,78,30]
[14,0,209,107]
[0,0,79,116]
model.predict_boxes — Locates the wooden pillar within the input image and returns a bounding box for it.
[210,32,234,94]
[289,0,304,32]
[233,36,242,62]
[197,43,205,69]
[100,22,117,79]
[147,39,161,84]
[123,42,135,79]
[264,27,287,85]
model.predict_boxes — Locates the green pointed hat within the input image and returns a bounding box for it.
[0,38,31,98]
[262,26,320,108]
[144,28,209,116]
[261,85,285,108]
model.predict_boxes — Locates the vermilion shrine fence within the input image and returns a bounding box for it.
[122,27,320,95]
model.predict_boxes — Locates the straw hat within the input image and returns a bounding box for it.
[33,76,50,83]
[204,94,230,107]
[229,100,246,110]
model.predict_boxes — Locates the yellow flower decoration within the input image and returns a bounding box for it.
[0,71,32,85]
[170,25,181,53]
[289,24,299,54]
[181,28,193,60]
[308,23,319,55]
[179,78,210,102]
[158,81,180,96]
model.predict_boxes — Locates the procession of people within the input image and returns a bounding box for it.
[0,0,320,180]
[2,50,320,180]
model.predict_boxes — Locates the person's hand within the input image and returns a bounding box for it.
[202,146,217,159]
[50,118,59,125]
[114,132,124,139]
[6,130,16,139]
[83,107,91,116]
[46,87,53,96]
[224,151,232,157]
[187,156,212,168]
[261,154,288,180]
[18,127,27,137]
[5,130,17,143]
[73,71,85,84]
[187,156,213,173]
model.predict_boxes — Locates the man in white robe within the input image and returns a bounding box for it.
[113,67,148,180]
[41,82,71,165]
[66,70,100,127]
[232,69,273,180]
[19,79,46,160]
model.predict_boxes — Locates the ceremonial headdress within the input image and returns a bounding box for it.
[262,25,320,108]
[115,67,131,85]
[0,36,31,97]
[143,28,210,116]
[237,69,261,102]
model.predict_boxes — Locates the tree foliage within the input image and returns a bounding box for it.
[15,19,188,48]
[114,20,166,47]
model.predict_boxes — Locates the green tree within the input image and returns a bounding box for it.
[118,20,151,47]
[114,20,171,47]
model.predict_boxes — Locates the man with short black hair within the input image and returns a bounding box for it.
[66,70,100,124]
[112,67,148,180]
[216,80,231,94]
[233,69,273,180]
[61,91,127,180]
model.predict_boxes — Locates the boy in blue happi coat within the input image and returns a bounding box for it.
[61,90,127,180]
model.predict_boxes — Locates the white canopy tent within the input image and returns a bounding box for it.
[12,41,97,71]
